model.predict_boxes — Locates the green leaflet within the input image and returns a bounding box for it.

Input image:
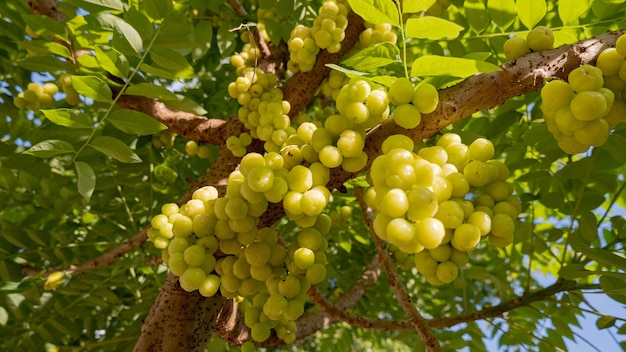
[24,140,75,158]
[558,0,591,24]
[406,16,464,40]
[75,162,96,201]
[402,0,436,13]
[342,42,400,72]
[39,109,93,129]
[89,136,142,163]
[347,0,399,27]
[516,0,547,29]
[124,83,178,100]
[71,75,113,103]
[95,47,129,79]
[411,55,501,78]
[487,0,516,30]
[108,110,166,136]
[143,0,172,21]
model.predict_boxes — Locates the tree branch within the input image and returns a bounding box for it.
[116,95,234,145]
[327,29,626,190]
[356,188,442,351]
[134,273,228,352]
[25,0,64,21]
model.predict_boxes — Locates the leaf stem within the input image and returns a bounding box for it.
[71,25,163,164]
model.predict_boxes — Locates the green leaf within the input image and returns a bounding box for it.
[596,315,616,330]
[18,56,73,73]
[75,162,96,201]
[108,110,166,135]
[347,0,399,26]
[39,109,93,129]
[124,8,155,40]
[89,136,142,163]
[411,55,501,78]
[465,0,489,33]
[72,75,113,102]
[19,40,71,58]
[487,0,516,29]
[578,211,598,243]
[558,0,591,24]
[575,247,626,270]
[516,0,547,29]
[149,47,194,79]
[166,95,208,115]
[124,83,178,100]
[217,22,236,57]
[405,16,464,40]
[0,306,7,326]
[21,14,68,40]
[82,0,124,11]
[402,0,436,13]
[143,0,172,21]
[342,42,400,71]
[24,140,75,158]
[95,47,129,78]
[192,20,213,60]
[93,13,143,55]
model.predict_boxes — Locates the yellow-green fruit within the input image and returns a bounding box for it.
[43,82,59,95]
[557,135,589,155]
[616,33,626,57]
[569,91,608,121]
[568,64,604,93]
[412,83,439,114]
[596,48,625,76]
[392,103,421,129]
[526,26,554,52]
[574,118,610,146]
[541,80,575,116]
[503,36,530,60]
[604,99,626,127]
[389,77,414,105]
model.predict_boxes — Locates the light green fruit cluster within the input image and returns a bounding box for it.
[357,22,397,49]
[149,170,331,343]
[185,140,213,159]
[152,130,176,149]
[229,40,262,77]
[287,78,389,173]
[287,24,320,73]
[311,1,349,54]
[328,204,353,226]
[389,78,439,129]
[255,8,279,44]
[228,68,295,153]
[365,133,520,285]
[541,63,620,154]
[59,73,81,106]
[148,186,222,296]
[503,25,554,61]
[226,132,253,157]
[13,81,58,111]
[320,69,350,101]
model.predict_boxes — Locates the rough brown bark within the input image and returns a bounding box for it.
[133,273,227,352]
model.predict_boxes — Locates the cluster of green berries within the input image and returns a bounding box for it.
[364,133,520,285]
[503,26,554,60]
[541,32,626,155]
[13,82,58,111]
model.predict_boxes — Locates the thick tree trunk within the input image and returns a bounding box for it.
[133,273,227,352]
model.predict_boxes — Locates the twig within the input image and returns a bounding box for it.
[355,188,442,351]
[227,0,247,17]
